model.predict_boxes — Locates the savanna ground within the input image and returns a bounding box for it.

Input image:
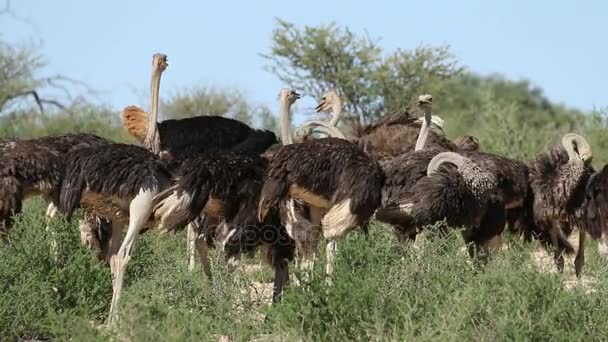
[3,197,608,341]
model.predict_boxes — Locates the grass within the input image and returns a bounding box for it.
[2,198,608,341]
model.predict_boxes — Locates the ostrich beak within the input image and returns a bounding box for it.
[581,152,592,163]
[315,99,331,113]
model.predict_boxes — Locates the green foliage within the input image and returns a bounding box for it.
[3,202,608,340]
[262,19,460,125]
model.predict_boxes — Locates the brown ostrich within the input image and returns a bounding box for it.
[527,133,596,276]
[257,94,385,278]
[0,133,111,249]
[377,151,506,259]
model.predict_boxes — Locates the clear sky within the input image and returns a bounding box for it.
[2,0,607,125]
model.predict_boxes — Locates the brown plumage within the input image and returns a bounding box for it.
[0,133,111,233]
[377,151,505,259]
[151,150,296,301]
[303,91,479,159]
[527,133,595,276]
[377,146,529,252]
[258,137,385,276]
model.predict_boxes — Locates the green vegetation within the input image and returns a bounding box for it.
[2,14,608,342]
[2,199,608,341]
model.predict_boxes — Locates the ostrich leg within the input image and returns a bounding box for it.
[325,240,337,281]
[548,224,565,273]
[187,222,197,271]
[574,229,586,278]
[283,199,322,285]
[45,203,59,258]
[321,198,357,281]
[108,189,155,324]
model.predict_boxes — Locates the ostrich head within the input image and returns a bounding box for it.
[278,88,301,145]
[315,90,342,127]
[562,133,592,163]
[279,88,301,106]
[427,151,497,198]
[143,53,168,155]
[454,135,481,151]
[416,94,433,113]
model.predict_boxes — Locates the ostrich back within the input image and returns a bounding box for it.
[380,148,442,207]
[29,133,112,155]
[158,116,277,158]
[60,144,171,216]
[0,133,110,155]
[460,151,529,208]
[0,141,63,198]
[529,146,595,225]
[356,119,457,159]
[407,167,504,233]
[265,137,385,219]
[172,151,268,220]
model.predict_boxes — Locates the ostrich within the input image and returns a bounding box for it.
[377,151,506,259]
[527,133,595,276]
[375,145,529,248]
[0,132,111,251]
[121,58,278,271]
[151,89,302,301]
[582,164,608,258]
[57,53,172,322]
[257,105,385,278]
[305,92,529,249]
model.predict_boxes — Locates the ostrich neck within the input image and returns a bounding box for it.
[329,103,342,127]
[563,138,580,164]
[145,67,162,153]
[427,152,465,175]
[414,110,431,151]
[279,100,293,145]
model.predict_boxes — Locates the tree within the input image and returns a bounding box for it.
[261,18,461,126]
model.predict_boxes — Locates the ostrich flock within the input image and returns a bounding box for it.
[2,52,608,324]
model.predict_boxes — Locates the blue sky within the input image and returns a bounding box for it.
[2,0,607,125]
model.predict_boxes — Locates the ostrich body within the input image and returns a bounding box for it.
[122,103,277,159]
[378,151,506,258]
[527,133,595,276]
[376,147,529,245]
[151,149,296,301]
[0,133,111,235]
[258,136,385,277]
